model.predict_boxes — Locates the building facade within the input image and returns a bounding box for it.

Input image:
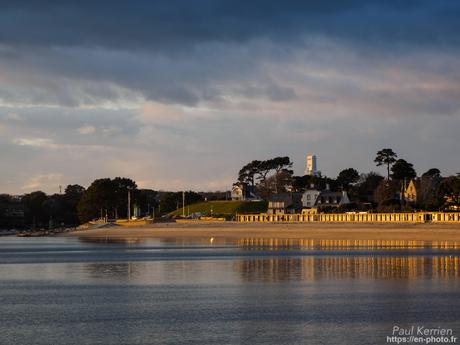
[404,179,419,203]
[267,193,302,214]
[231,183,260,201]
[301,188,321,208]
[302,188,350,209]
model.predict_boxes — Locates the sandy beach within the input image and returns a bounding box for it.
[65,221,460,242]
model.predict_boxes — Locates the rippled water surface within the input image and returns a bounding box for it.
[1,236,459,345]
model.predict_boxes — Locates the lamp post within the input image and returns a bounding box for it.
[127,186,133,220]
[182,191,185,217]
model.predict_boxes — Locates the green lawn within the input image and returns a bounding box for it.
[168,200,267,218]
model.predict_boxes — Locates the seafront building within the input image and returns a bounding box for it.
[404,179,419,203]
[267,193,302,214]
[237,211,460,223]
[231,183,260,201]
[301,184,350,209]
[302,185,321,208]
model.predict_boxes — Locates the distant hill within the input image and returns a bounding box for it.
[168,200,267,219]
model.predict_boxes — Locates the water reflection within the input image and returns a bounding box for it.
[83,262,146,280]
[79,237,144,245]
[79,236,460,249]
[77,260,236,284]
[236,256,460,282]
[70,237,460,283]
[2,236,460,284]
[76,255,460,284]
[236,238,460,249]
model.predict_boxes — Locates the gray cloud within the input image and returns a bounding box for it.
[0,1,459,193]
[1,1,459,50]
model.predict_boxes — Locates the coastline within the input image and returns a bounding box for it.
[64,221,460,242]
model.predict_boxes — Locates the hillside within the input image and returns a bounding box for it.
[168,200,267,219]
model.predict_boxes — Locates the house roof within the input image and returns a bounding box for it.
[319,191,342,198]
[314,191,349,206]
[268,193,292,203]
[407,179,421,190]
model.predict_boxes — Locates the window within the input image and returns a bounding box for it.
[307,194,311,200]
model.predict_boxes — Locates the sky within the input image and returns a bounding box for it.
[0,0,459,194]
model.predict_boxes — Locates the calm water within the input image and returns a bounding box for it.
[1,237,459,345]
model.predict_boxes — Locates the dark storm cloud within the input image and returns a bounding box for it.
[0,0,459,51]
[1,0,460,193]
[1,0,459,107]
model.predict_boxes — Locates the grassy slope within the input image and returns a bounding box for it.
[168,200,267,218]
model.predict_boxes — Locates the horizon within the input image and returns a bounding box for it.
[1,1,459,194]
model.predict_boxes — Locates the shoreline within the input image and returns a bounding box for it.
[64,221,460,242]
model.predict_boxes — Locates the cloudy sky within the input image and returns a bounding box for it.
[1,1,459,194]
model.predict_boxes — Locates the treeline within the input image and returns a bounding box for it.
[0,185,84,229]
[236,149,460,212]
[0,177,215,230]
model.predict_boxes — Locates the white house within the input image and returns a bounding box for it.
[301,188,321,208]
[231,183,260,201]
[231,185,244,200]
[302,185,350,209]
[316,191,350,207]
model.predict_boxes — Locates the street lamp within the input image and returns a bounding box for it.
[182,191,185,217]
[127,186,133,220]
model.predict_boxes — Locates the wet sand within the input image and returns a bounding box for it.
[65,221,460,242]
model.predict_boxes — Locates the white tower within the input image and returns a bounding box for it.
[304,154,321,177]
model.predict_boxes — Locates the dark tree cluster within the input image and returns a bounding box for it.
[391,159,416,181]
[77,177,159,223]
[238,157,293,186]
[0,186,85,230]
[0,194,26,229]
[291,175,340,193]
[237,157,293,198]
[430,176,460,211]
[371,149,459,211]
[337,168,360,189]
[0,177,162,229]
